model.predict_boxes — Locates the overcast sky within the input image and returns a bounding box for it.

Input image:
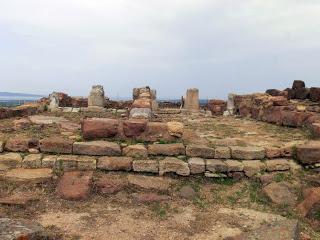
[0,0,319,99]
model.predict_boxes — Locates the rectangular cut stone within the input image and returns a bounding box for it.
[148,143,185,156]
[81,118,119,140]
[132,160,159,173]
[56,155,79,171]
[97,157,133,171]
[188,158,205,174]
[186,145,215,158]
[225,160,244,172]
[159,157,190,176]
[0,153,22,171]
[73,141,121,156]
[231,146,266,160]
[296,141,320,164]
[265,147,282,159]
[206,159,228,173]
[266,159,291,172]
[137,122,177,142]
[42,155,57,168]
[123,144,148,158]
[185,88,199,111]
[40,137,73,154]
[214,147,231,159]
[22,154,42,168]
[243,160,266,177]
[77,156,97,170]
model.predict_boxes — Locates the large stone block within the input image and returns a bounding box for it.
[22,154,42,168]
[296,141,320,164]
[148,143,185,156]
[225,160,244,172]
[265,159,291,171]
[231,146,265,160]
[310,87,320,102]
[73,141,121,156]
[132,160,159,173]
[40,137,73,154]
[137,122,177,142]
[185,88,199,111]
[131,99,152,108]
[127,175,172,192]
[123,144,148,158]
[188,158,205,174]
[214,147,231,159]
[206,159,228,173]
[0,153,22,171]
[77,156,97,170]
[56,155,78,171]
[123,119,147,138]
[88,85,106,107]
[243,160,266,177]
[5,137,39,152]
[167,122,184,137]
[81,118,119,140]
[159,157,190,176]
[2,168,53,183]
[97,156,133,171]
[129,108,152,119]
[186,145,215,158]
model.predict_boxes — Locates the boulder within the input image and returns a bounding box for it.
[265,159,291,171]
[132,160,159,173]
[5,138,39,152]
[73,141,121,156]
[188,158,205,174]
[263,182,297,206]
[148,143,185,156]
[57,171,93,200]
[88,85,106,107]
[206,159,228,173]
[123,119,147,138]
[296,187,320,217]
[214,147,231,159]
[186,145,215,158]
[167,121,184,137]
[97,156,133,171]
[231,146,265,160]
[2,168,53,183]
[127,175,172,192]
[0,218,47,240]
[159,157,190,176]
[22,154,42,168]
[296,141,320,164]
[81,118,119,140]
[123,144,148,158]
[40,137,73,154]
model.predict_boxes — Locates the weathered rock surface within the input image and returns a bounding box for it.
[188,158,205,174]
[227,219,300,240]
[29,115,68,125]
[148,143,185,156]
[0,153,22,171]
[263,182,297,206]
[2,168,53,183]
[127,175,172,192]
[0,218,47,240]
[95,175,127,194]
[129,108,152,119]
[132,193,170,203]
[179,185,197,200]
[88,85,106,107]
[137,122,176,142]
[123,119,147,137]
[159,157,190,176]
[297,141,320,164]
[22,154,42,168]
[231,146,266,160]
[57,171,93,200]
[97,157,133,171]
[185,88,199,111]
[225,160,244,172]
[167,122,184,137]
[296,187,320,217]
[41,155,57,168]
[81,118,119,140]
[123,144,148,158]
[132,160,159,173]
[186,145,215,158]
[243,160,266,177]
[0,192,39,206]
[206,159,228,173]
[40,137,73,154]
[214,147,231,159]
[73,141,121,156]
[5,137,38,152]
[265,159,290,171]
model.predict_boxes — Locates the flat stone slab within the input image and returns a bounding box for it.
[2,168,53,183]
[231,146,266,160]
[266,159,291,171]
[225,160,244,172]
[263,182,297,206]
[127,175,172,192]
[188,158,205,174]
[148,143,185,156]
[97,157,133,171]
[186,145,215,158]
[243,160,266,177]
[0,153,22,171]
[0,218,46,240]
[132,160,159,173]
[73,141,121,156]
[29,115,68,125]
[159,157,190,176]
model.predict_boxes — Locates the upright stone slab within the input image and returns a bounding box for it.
[88,85,106,107]
[226,93,236,115]
[184,88,199,111]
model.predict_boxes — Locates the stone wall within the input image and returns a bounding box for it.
[207,99,227,116]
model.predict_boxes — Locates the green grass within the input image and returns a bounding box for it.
[151,203,169,219]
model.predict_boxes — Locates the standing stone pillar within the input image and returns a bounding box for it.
[48,92,60,111]
[88,85,106,107]
[184,88,199,111]
[226,93,235,115]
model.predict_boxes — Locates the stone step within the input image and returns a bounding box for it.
[1,168,53,183]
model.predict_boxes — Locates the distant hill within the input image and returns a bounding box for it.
[0,92,44,98]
